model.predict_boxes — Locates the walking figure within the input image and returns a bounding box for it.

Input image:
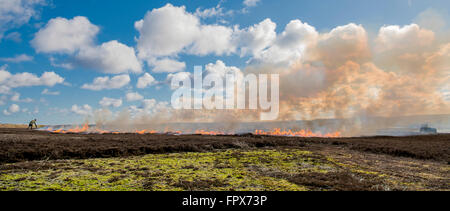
[28,119,37,129]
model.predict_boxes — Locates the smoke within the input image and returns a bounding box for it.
[84,13,450,136]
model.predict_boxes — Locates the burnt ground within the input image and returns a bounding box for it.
[0,128,448,164]
[0,128,448,191]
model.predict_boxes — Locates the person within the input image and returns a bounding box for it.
[28,119,37,129]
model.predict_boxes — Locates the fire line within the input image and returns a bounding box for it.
[44,125,341,138]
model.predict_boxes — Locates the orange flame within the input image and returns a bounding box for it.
[254,128,341,138]
[135,129,158,135]
[46,126,341,138]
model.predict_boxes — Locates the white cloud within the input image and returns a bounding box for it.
[204,60,242,77]
[11,93,32,103]
[0,66,65,91]
[81,74,130,91]
[126,92,144,102]
[150,58,186,73]
[41,88,60,95]
[166,72,192,90]
[135,5,324,70]
[0,0,47,40]
[375,24,435,53]
[276,20,318,48]
[252,19,318,65]
[137,73,157,89]
[31,16,99,53]
[9,104,19,112]
[243,0,261,7]
[135,4,237,69]
[188,24,235,56]
[3,104,20,115]
[76,40,142,74]
[0,54,33,63]
[32,16,142,74]
[236,18,277,57]
[99,97,122,108]
[71,104,92,116]
[136,4,200,58]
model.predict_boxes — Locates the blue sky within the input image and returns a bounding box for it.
[0,0,449,125]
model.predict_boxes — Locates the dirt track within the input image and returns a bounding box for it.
[0,128,448,164]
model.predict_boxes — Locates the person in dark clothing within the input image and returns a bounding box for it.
[28,119,37,129]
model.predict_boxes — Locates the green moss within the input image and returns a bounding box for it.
[1,149,323,191]
[0,148,435,191]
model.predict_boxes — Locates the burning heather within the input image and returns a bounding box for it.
[42,124,341,138]
[254,129,341,138]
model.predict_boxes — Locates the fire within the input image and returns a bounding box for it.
[45,125,341,138]
[254,128,341,138]
[46,123,90,134]
[135,130,158,135]
[194,130,228,136]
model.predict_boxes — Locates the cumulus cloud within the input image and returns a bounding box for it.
[375,24,435,53]
[204,60,242,77]
[236,18,277,57]
[250,19,318,65]
[0,66,65,94]
[135,4,237,70]
[188,24,235,56]
[126,92,144,102]
[150,58,186,73]
[135,5,320,71]
[31,16,99,54]
[137,73,157,89]
[81,74,130,91]
[32,16,142,74]
[75,40,142,74]
[71,104,92,116]
[135,4,201,58]
[99,97,122,108]
[3,104,20,115]
[0,0,47,40]
[0,54,33,63]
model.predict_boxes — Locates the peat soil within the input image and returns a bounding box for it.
[0,128,448,164]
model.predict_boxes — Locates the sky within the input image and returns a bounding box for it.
[0,0,449,125]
